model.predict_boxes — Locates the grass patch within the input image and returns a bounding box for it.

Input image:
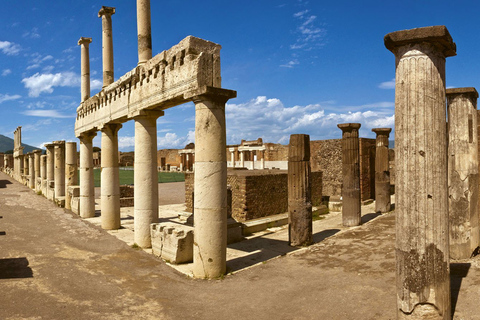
[86,168,185,187]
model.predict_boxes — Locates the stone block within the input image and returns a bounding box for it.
[68,186,80,214]
[150,223,193,264]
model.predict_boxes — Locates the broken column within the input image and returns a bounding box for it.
[134,111,163,247]
[98,6,115,87]
[101,124,122,229]
[45,144,55,200]
[78,37,92,102]
[53,141,66,202]
[136,0,152,65]
[288,134,312,246]
[79,132,97,218]
[446,87,480,259]
[28,153,35,189]
[385,25,455,319]
[34,150,42,192]
[65,142,78,210]
[337,123,361,227]
[372,128,392,213]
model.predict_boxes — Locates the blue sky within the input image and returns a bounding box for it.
[1,0,480,151]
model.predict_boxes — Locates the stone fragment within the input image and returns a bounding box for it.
[151,223,194,264]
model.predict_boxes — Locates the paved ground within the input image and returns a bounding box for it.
[1,172,479,319]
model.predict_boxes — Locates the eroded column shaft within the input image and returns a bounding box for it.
[447,88,480,259]
[137,0,152,64]
[98,6,115,87]
[28,153,35,189]
[288,134,312,246]
[338,123,361,227]
[372,128,392,213]
[34,150,41,192]
[65,142,78,210]
[385,25,455,319]
[78,37,92,102]
[54,141,66,199]
[79,132,96,218]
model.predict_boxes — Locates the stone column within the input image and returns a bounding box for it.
[372,128,392,213]
[98,6,115,87]
[65,142,79,210]
[34,150,41,192]
[260,150,265,169]
[240,151,244,167]
[447,87,480,260]
[230,148,235,168]
[288,134,312,246]
[134,111,163,247]
[251,151,255,170]
[385,25,456,319]
[23,155,28,177]
[54,141,66,200]
[28,153,35,189]
[79,132,97,218]
[101,123,122,230]
[337,123,361,227]
[78,37,92,102]
[191,90,235,279]
[136,0,152,65]
[40,155,47,195]
[45,144,55,199]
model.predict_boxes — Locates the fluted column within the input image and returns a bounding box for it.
[337,123,361,227]
[33,150,41,192]
[98,6,115,87]
[385,25,456,319]
[134,111,163,247]
[65,142,79,210]
[446,87,479,260]
[372,128,392,213]
[101,123,122,230]
[53,141,66,201]
[79,132,97,218]
[78,37,92,102]
[136,0,152,65]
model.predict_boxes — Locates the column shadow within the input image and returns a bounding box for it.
[361,212,382,224]
[0,180,12,188]
[450,262,470,317]
[0,257,33,279]
[0,231,6,236]
[313,228,340,243]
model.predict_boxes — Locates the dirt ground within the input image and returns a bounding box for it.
[1,172,479,320]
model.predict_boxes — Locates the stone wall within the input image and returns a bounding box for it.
[157,149,181,167]
[359,138,376,201]
[310,139,342,198]
[119,152,134,166]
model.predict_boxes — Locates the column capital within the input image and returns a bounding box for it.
[52,140,66,147]
[337,123,361,132]
[185,86,237,104]
[384,25,456,57]
[130,109,164,120]
[372,128,392,136]
[33,149,43,155]
[98,6,115,18]
[446,87,478,101]
[99,122,123,133]
[78,37,92,46]
[78,131,97,141]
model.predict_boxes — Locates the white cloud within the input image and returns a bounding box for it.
[0,41,21,55]
[2,69,11,76]
[293,10,309,18]
[22,27,40,39]
[118,131,194,150]
[0,94,21,104]
[21,72,80,97]
[22,110,73,118]
[291,11,326,51]
[91,79,103,90]
[280,59,299,68]
[379,78,395,89]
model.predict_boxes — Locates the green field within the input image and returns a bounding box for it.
[89,168,185,187]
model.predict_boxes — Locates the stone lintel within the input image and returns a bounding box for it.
[184,86,237,103]
[129,109,164,119]
[52,140,66,146]
[384,25,456,57]
[33,149,43,154]
[98,6,115,17]
[337,123,361,132]
[446,87,478,101]
[78,37,92,46]
[372,128,392,135]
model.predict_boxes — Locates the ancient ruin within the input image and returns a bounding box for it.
[372,128,391,213]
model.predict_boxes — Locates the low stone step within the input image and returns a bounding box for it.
[241,213,289,235]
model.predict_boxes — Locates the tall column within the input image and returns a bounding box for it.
[337,123,361,227]
[192,90,235,279]
[65,142,79,210]
[40,155,47,195]
[23,155,28,177]
[54,141,66,200]
[101,123,122,230]
[28,153,35,189]
[372,128,392,213]
[260,150,265,169]
[230,148,235,168]
[288,134,312,246]
[446,87,479,259]
[385,25,455,319]
[240,151,244,167]
[78,37,92,102]
[34,150,41,192]
[136,0,152,65]
[98,6,115,87]
[134,111,163,247]
[79,132,97,218]
[251,151,255,170]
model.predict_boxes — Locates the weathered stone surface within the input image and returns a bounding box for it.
[98,6,115,88]
[136,0,152,65]
[151,223,193,264]
[385,25,454,319]
[53,141,65,201]
[447,87,479,259]
[338,123,361,227]
[79,132,96,218]
[68,186,80,215]
[372,128,391,213]
[78,37,92,102]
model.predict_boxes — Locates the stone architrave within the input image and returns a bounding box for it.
[79,132,97,218]
[337,123,361,227]
[137,0,152,65]
[288,134,312,246]
[385,25,456,319]
[101,124,122,229]
[372,128,392,213]
[65,142,79,210]
[28,153,35,189]
[98,6,115,87]
[53,141,66,201]
[78,37,92,102]
[446,87,480,260]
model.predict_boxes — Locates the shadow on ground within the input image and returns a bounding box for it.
[361,212,382,224]
[0,257,33,279]
[451,262,470,317]
[0,180,12,188]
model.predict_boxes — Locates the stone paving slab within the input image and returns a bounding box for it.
[1,172,479,319]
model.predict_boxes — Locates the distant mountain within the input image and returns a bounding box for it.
[0,134,40,153]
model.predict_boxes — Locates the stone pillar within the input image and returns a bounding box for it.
[79,132,97,218]
[136,0,152,65]
[288,134,312,246]
[446,87,480,260]
[101,123,122,230]
[23,155,28,177]
[260,150,265,169]
[385,25,456,319]
[45,144,55,199]
[28,153,35,189]
[372,128,392,213]
[192,90,235,279]
[230,148,235,168]
[251,151,255,170]
[337,123,361,227]
[65,142,79,210]
[54,141,66,200]
[98,6,115,87]
[40,155,47,195]
[134,111,163,247]
[78,37,92,102]
[34,150,41,192]
[240,151,244,167]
